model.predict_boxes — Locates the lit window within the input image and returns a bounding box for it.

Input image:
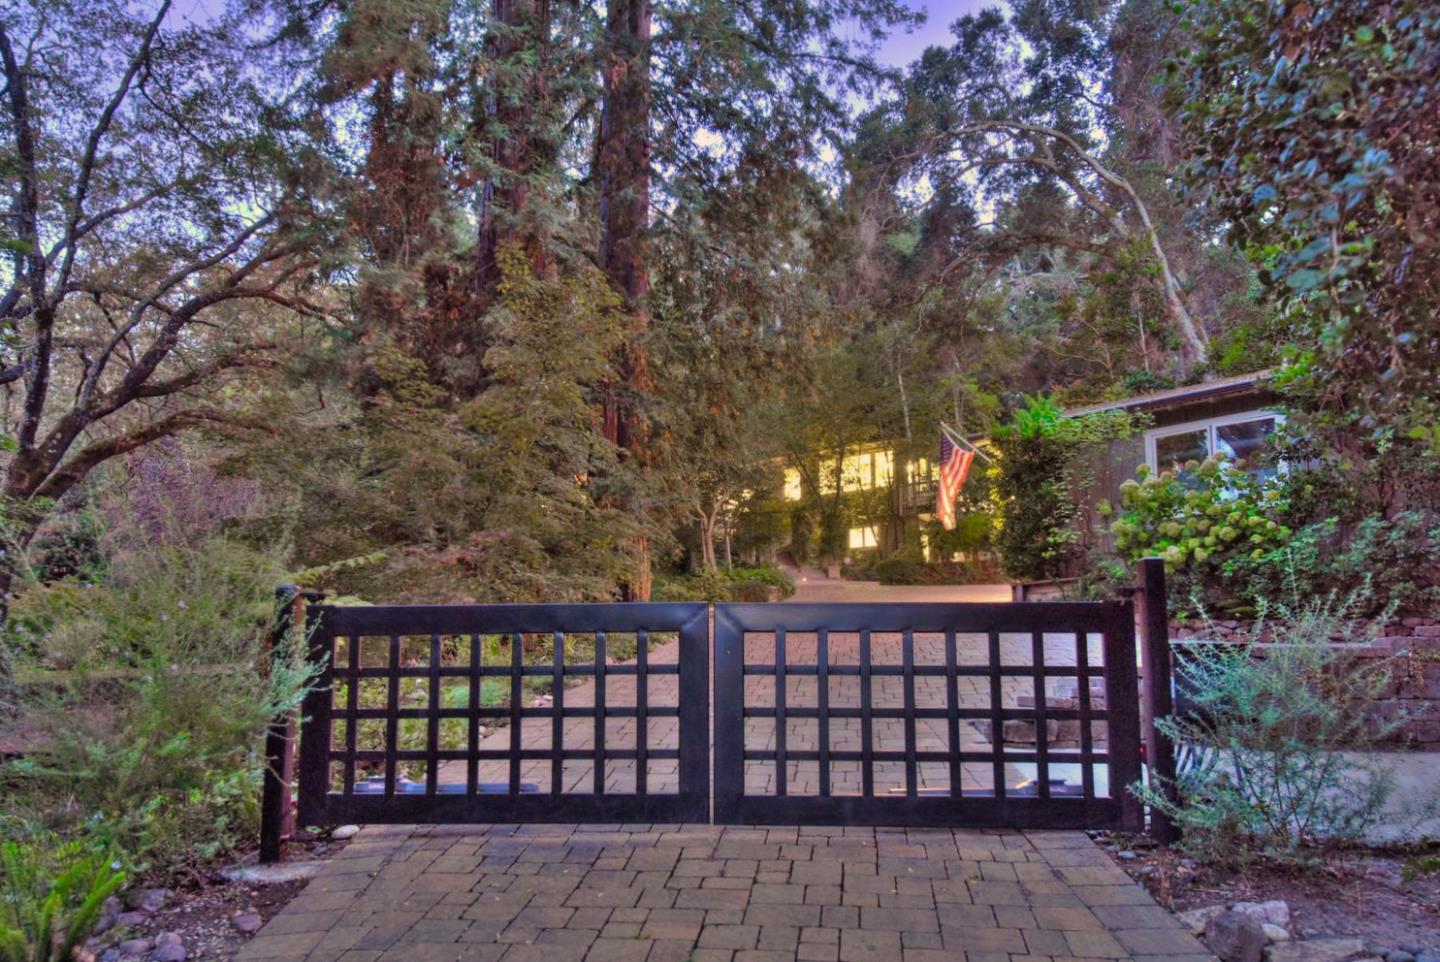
[783,470,803,501]
[1147,413,1282,476]
[848,526,878,549]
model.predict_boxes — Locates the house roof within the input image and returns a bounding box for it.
[1063,370,1272,418]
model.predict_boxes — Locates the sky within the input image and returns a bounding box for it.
[171,0,999,72]
[877,0,998,67]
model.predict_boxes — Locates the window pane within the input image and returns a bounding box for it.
[1215,418,1276,469]
[1154,429,1208,471]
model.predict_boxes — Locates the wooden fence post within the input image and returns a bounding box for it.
[1137,557,1179,844]
[260,585,303,864]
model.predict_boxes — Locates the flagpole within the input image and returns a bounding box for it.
[939,422,994,464]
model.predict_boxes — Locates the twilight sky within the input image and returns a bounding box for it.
[879,0,997,68]
[171,0,999,72]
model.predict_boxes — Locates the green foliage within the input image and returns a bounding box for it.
[991,396,1140,582]
[873,553,922,586]
[239,246,646,604]
[0,840,125,962]
[1136,588,1411,866]
[2,539,315,875]
[1108,455,1290,605]
[652,566,795,603]
[1225,511,1440,618]
[1174,0,1440,431]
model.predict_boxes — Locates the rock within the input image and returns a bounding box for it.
[1117,850,1137,860]
[1263,923,1291,942]
[115,912,149,928]
[1177,904,1226,935]
[1233,899,1292,929]
[1388,952,1416,962]
[1205,910,1266,962]
[137,889,172,913]
[118,939,152,958]
[1265,938,1371,962]
[101,951,120,962]
[221,861,327,884]
[1414,954,1440,962]
[232,914,264,935]
[151,932,186,962]
[332,824,361,840]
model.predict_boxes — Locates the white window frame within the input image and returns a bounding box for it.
[1144,409,1286,474]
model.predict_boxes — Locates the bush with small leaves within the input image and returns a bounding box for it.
[1134,585,1420,867]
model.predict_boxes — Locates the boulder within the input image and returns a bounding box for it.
[1177,904,1226,935]
[137,889,172,913]
[1266,938,1371,962]
[221,861,326,885]
[1263,923,1292,942]
[151,932,186,961]
[232,913,264,935]
[1205,910,1266,962]
[1233,899,1292,930]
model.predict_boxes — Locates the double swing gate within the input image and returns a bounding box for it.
[269,584,1167,856]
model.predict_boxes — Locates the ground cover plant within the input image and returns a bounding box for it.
[0,840,125,962]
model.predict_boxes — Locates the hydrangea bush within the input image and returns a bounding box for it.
[1104,455,1290,607]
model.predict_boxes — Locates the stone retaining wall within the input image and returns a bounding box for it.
[1169,617,1440,749]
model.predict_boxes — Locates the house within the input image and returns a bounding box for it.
[1063,371,1281,561]
[776,372,1280,570]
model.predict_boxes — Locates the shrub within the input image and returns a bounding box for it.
[1136,587,1415,867]
[1107,455,1289,611]
[0,839,125,962]
[991,395,1140,582]
[651,565,794,602]
[1,539,315,876]
[1224,511,1440,617]
[874,554,921,585]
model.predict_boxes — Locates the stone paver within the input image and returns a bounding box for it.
[247,824,1214,962]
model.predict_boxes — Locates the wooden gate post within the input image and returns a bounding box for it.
[260,585,305,864]
[1136,558,1179,844]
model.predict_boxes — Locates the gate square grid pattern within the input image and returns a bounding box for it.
[238,823,1215,962]
[436,629,1111,801]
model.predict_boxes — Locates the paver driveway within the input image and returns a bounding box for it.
[261,580,1197,961]
[239,823,1214,962]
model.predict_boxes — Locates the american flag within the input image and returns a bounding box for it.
[935,431,976,531]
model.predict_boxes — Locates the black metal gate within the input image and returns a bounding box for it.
[712,601,1143,830]
[272,591,1161,852]
[295,602,710,826]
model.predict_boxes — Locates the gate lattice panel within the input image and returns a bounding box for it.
[712,602,1142,830]
[296,603,710,825]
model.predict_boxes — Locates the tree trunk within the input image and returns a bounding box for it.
[697,513,716,571]
[598,0,652,599]
[476,0,552,290]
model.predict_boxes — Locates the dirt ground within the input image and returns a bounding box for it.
[93,833,345,962]
[1099,832,1440,953]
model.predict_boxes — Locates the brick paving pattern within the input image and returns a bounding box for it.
[241,823,1215,961]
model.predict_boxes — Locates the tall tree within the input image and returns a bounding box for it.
[870,2,1248,379]
[1174,0,1440,434]
[0,1,326,638]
